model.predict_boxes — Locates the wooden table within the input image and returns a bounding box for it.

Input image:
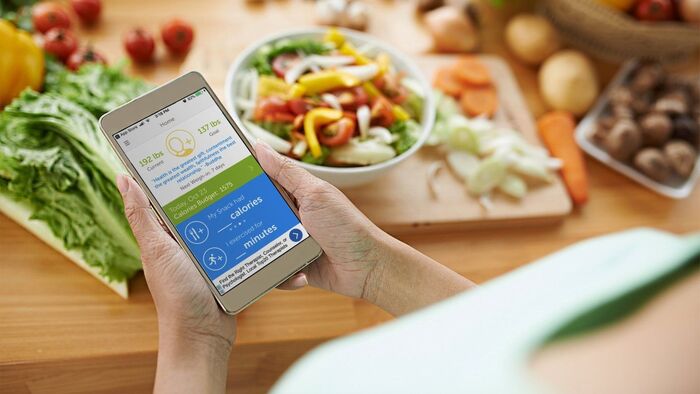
[1,1,698,393]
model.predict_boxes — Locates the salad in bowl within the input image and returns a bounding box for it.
[226,28,434,187]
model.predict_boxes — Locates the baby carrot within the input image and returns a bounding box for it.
[537,111,588,205]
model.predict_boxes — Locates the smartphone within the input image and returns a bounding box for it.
[100,71,322,314]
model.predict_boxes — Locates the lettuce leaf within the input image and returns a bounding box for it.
[0,89,141,283]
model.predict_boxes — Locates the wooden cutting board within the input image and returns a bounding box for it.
[183,52,572,232]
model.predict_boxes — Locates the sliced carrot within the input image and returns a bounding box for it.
[433,66,465,98]
[453,56,492,86]
[537,111,588,206]
[459,86,498,117]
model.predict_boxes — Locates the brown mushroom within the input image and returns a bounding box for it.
[654,91,689,115]
[416,0,445,12]
[639,112,672,146]
[672,115,700,148]
[634,148,672,183]
[609,86,633,107]
[664,140,697,178]
[630,62,664,94]
[604,119,643,161]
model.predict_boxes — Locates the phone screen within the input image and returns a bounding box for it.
[114,88,309,295]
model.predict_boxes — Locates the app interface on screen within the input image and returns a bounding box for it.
[115,88,309,295]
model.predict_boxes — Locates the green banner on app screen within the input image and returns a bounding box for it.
[163,155,262,224]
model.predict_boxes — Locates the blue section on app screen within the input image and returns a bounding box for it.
[175,173,301,280]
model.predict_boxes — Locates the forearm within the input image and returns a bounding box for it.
[363,232,475,316]
[154,325,232,394]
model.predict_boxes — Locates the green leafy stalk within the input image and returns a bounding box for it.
[251,38,332,75]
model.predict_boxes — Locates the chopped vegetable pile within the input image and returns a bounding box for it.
[0,60,149,285]
[234,28,424,167]
[429,58,562,207]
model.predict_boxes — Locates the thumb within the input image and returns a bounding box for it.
[116,174,170,248]
[255,141,319,200]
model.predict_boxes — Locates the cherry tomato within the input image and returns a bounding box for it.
[370,96,395,127]
[124,28,155,63]
[271,53,300,78]
[43,27,78,61]
[287,98,314,116]
[634,0,675,21]
[66,47,106,71]
[319,117,355,147]
[161,19,194,55]
[334,86,369,111]
[70,0,101,25]
[32,2,71,34]
[254,97,294,122]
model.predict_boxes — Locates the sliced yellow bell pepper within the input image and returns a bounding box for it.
[324,28,345,48]
[392,105,410,121]
[288,83,306,99]
[362,81,381,99]
[304,108,343,158]
[377,53,391,76]
[338,42,370,65]
[298,71,361,95]
[258,75,291,98]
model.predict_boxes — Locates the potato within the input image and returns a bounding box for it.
[505,14,561,66]
[539,50,599,117]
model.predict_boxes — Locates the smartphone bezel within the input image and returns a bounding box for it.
[99,71,322,314]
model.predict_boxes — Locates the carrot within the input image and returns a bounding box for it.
[459,86,498,117]
[453,56,492,86]
[537,111,588,206]
[433,66,464,98]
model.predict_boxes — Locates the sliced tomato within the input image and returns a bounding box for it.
[272,53,300,78]
[254,97,292,121]
[319,117,355,147]
[288,98,313,116]
[370,96,395,127]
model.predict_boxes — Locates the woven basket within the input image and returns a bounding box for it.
[540,0,700,63]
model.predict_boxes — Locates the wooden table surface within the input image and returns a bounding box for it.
[1,1,698,393]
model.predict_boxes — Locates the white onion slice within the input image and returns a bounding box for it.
[368,126,394,144]
[243,121,292,153]
[321,94,342,110]
[357,105,370,138]
[337,64,379,81]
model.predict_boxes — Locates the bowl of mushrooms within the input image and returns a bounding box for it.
[576,60,700,199]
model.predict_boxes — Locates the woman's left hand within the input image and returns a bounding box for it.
[117,174,235,394]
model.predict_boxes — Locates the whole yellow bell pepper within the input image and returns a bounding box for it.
[298,71,361,95]
[0,20,44,107]
[304,108,343,158]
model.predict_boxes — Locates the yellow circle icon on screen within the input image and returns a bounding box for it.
[165,129,195,157]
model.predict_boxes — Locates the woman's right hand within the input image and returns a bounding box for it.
[255,141,389,299]
[255,142,473,315]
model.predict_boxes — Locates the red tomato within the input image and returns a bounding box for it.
[370,96,395,127]
[271,53,300,78]
[161,19,194,55]
[43,27,78,61]
[70,0,101,25]
[124,28,155,63]
[32,2,71,34]
[254,97,294,122]
[66,47,106,71]
[634,0,675,21]
[287,98,313,116]
[319,117,355,147]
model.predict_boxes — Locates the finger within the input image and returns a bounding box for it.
[116,174,170,248]
[255,141,318,200]
[276,272,308,291]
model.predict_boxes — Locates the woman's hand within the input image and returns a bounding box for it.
[256,142,474,315]
[117,175,234,394]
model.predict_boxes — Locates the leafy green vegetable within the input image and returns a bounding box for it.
[401,92,423,123]
[388,120,420,155]
[1,0,36,31]
[44,60,150,118]
[255,120,293,140]
[301,145,330,165]
[0,90,141,282]
[251,39,331,75]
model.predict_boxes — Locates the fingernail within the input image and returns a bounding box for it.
[116,174,130,195]
[290,272,307,288]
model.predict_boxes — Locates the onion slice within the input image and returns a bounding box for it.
[357,105,370,138]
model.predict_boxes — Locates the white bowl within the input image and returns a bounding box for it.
[225,27,435,188]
